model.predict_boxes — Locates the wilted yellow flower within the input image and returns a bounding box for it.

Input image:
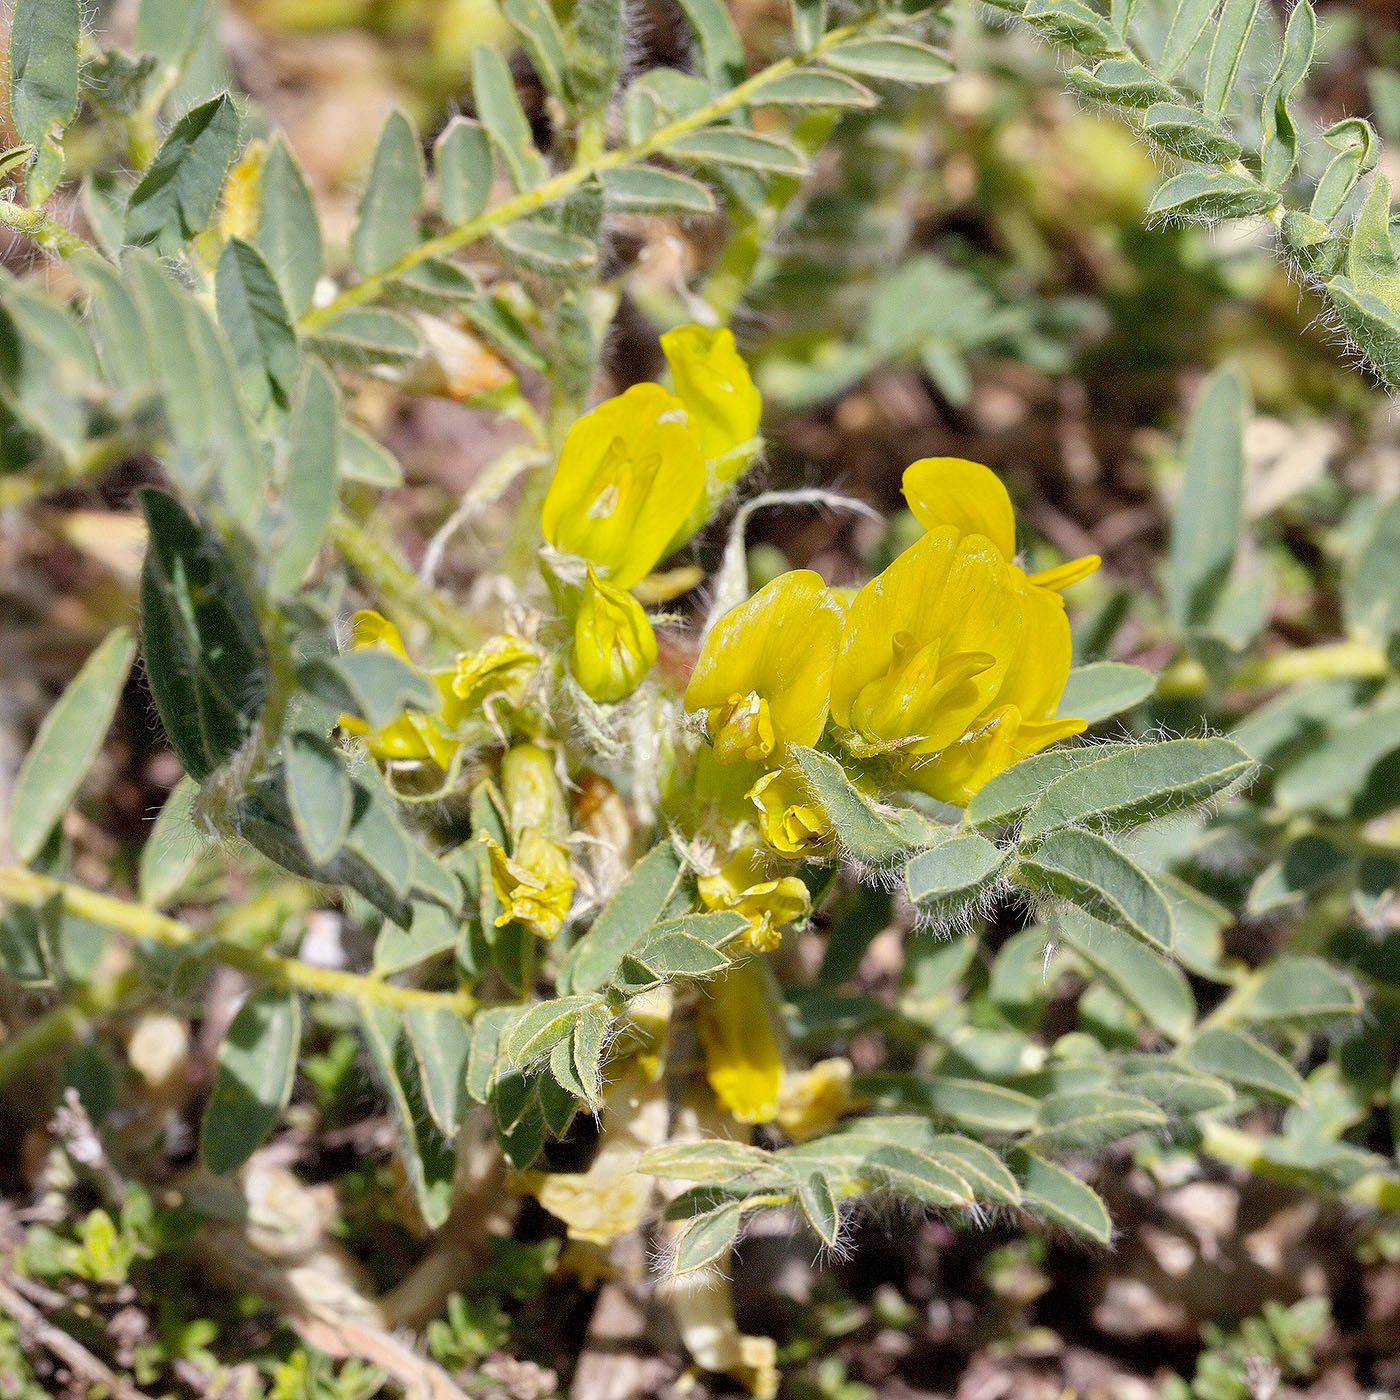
[685,571,846,765]
[486,828,574,939]
[696,960,783,1123]
[337,610,458,768]
[540,383,706,588]
[698,848,810,953]
[572,566,658,703]
[746,770,831,858]
[774,1058,858,1143]
[448,633,538,716]
[660,324,762,467]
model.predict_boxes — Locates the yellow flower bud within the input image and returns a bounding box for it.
[572,566,658,703]
[501,743,569,840]
[774,1057,858,1143]
[660,324,761,466]
[684,571,846,764]
[540,383,706,588]
[486,828,574,940]
[698,848,810,953]
[218,140,265,242]
[696,960,783,1124]
[746,770,831,858]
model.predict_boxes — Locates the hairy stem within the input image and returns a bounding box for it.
[0,196,93,258]
[0,867,477,1022]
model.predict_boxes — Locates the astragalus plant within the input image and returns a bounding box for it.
[0,0,1395,1393]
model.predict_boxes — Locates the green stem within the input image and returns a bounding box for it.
[298,14,895,334]
[331,514,482,652]
[0,867,476,1020]
[1157,639,1389,698]
[1200,1120,1400,1212]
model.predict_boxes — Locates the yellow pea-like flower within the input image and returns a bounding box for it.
[485,828,575,940]
[830,530,1025,757]
[660,324,762,467]
[697,848,811,953]
[684,571,847,765]
[572,566,658,704]
[540,383,706,589]
[696,959,784,1124]
[746,770,832,858]
[773,1057,858,1143]
[909,705,1086,807]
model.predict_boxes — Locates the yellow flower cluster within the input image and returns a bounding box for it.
[540,326,761,704]
[685,457,1099,807]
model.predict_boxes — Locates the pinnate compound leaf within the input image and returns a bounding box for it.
[1009,1149,1111,1244]
[1018,737,1254,842]
[1056,663,1155,724]
[200,989,300,1174]
[10,627,136,863]
[1013,829,1173,951]
[1020,0,1118,53]
[126,94,240,253]
[822,36,954,84]
[1181,1027,1306,1103]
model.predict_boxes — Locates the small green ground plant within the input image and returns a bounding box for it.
[2,0,1400,1394]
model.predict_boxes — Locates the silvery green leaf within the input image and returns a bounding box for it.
[494,220,597,273]
[403,1006,473,1135]
[272,360,341,595]
[257,137,322,317]
[1056,663,1154,723]
[341,424,404,487]
[9,627,136,864]
[1147,172,1276,222]
[138,776,205,907]
[904,834,1005,914]
[200,989,301,1174]
[672,1199,744,1274]
[1203,0,1260,117]
[666,127,807,176]
[600,166,716,213]
[284,731,353,866]
[1018,737,1254,842]
[1068,57,1175,108]
[866,1144,973,1208]
[435,117,493,225]
[822,36,955,83]
[1142,105,1243,165]
[1009,1149,1111,1243]
[309,307,422,366]
[352,109,425,275]
[473,46,548,190]
[1180,1027,1306,1103]
[504,0,568,99]
[675,0,746,88]
[125,93,239,253]
[792,746,943,865]
[1239,956,1362,1031]
[1156,0,1215,77]
[216,236,298,416]
[1020,0,1118,53]
[1026,1089,1166,1151]
[1013,829,1173,951]
[966,744,1131,829]
[9,0,80,149]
